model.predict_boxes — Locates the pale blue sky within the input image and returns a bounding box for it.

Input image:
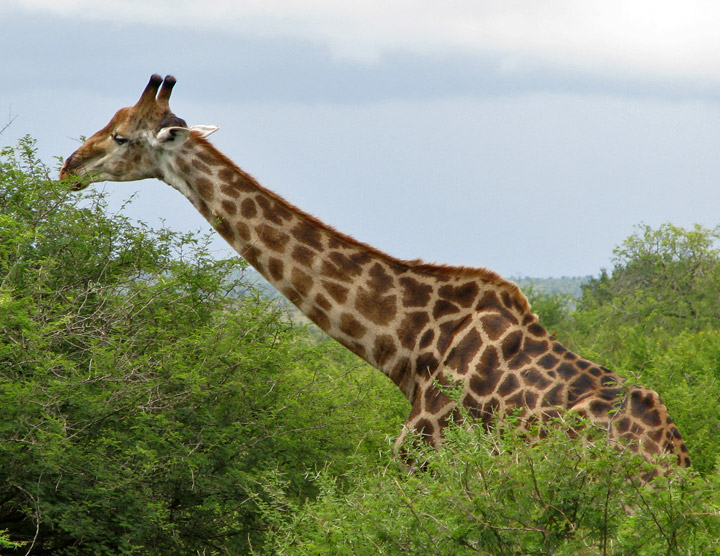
[2,1,720,277]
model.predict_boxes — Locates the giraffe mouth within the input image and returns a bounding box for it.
[59,156,91,190]
[59,169,88,191]
[67,181,90,191]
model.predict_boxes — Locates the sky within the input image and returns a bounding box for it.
[2,1,720,278]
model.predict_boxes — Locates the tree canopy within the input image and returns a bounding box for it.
[580,222,720,332]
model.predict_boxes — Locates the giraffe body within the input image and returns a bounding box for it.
[60,75,690,468]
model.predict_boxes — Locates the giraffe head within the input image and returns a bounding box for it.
[60,74,217,189]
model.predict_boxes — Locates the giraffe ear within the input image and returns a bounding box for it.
[189,125,219,138]
[155,126,191,148]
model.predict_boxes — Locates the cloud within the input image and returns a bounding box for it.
[11,0,720,80]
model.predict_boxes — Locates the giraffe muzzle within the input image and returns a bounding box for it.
[59,153,90,190]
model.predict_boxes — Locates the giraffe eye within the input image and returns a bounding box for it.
[113,134,129,146]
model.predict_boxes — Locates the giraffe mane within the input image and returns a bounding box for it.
[408,261,532,313]
[191,132,532,316]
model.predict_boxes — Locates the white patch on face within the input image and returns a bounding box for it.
[145,129,165,149]
[162,161,193,197]
[81,150,121,181]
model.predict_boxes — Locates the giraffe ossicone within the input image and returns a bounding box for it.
[60,74,690,469]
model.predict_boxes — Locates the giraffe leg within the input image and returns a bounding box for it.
[395,383,457,453]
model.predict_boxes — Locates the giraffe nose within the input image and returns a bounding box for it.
[60,153,76,179]
[60,153,88,190]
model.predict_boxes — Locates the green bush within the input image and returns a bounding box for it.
[262,415,720,555]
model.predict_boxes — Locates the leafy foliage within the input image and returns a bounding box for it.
[579,222,720,333]
[522,284,575,333]
[262,415,720,555]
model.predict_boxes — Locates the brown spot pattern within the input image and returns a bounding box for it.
[148,136,690,469]
[221,199,237,215]
[373,334,398,366]
[290,267,312,297]
[268,258,284,281]
[240,198,257,218]
[340,312,367,339]
[292,245,316,267]
[400,277,433,307]
[368,263,394,291]
[195,177,214,200]
[257,196,292,224]
[291,221,324,250]
[471,346,503,397]
[445,328,482,374]
[433,299,460,319]
[355,287,397,326]
[398,311,431,350]
[439,282,479,308]
[322,280,349,304]
[255,224,290,252]
[315,293,332,311]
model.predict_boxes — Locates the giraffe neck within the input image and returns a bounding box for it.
[161,133,533,401]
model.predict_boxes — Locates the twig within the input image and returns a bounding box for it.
[0,112,18,136]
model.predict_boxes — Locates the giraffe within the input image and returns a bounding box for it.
[60,75,690,469]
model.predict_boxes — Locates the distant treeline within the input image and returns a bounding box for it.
[513,275,592,298]
[246,265,592,301]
